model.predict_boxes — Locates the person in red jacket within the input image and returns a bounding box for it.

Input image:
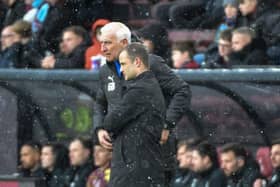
[85,19,110,70]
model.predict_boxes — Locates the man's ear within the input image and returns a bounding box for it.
[134,57,141,67]
[121,39,128,46]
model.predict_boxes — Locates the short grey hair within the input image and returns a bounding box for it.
[101,22,131,43]
[233,26,256,39]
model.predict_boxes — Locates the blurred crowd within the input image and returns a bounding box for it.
[17,137,280,187]
[1,0,280,70]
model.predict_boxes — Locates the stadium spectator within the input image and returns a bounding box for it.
[0,25,21,67]
[220,143,264,187]
[11,20,43,68]
[32,0,72,53]
[85,19,109,70]
[136,23,172,67]
[0,1,7,31]
[203,29,233,68]
[171,41,199,69]
[86,140,112,187]
[229,27,268,65]
[268,139,280,187]
[238,0,272,28]
[18,141,44,178]
[64,137,94,187]
[41,143,69,187]
[41,26,90,69]
[214,0,241,42]
[94,21,191,186]
[190,141,227,187]
[2,0,26,27]
[170,139,198,187]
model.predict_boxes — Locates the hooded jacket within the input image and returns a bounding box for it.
[85,19,110,70]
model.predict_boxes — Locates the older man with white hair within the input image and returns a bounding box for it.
[94,22,191,186]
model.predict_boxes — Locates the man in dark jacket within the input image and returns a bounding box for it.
[220,143,264,187]
[170,138,200,187]
[97,43,166,187]
[41,26,90,69]
[190,141,227,187]
[18,141,45,178]
[64,137,94,187]
[229,27,268,65]
[268,139,280,187]
[95,22,191,185]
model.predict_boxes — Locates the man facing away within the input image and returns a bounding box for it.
[97,43,166,187]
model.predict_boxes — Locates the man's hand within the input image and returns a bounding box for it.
[160,129,170,145]
[41,55,56,69]
[97,129,113,150]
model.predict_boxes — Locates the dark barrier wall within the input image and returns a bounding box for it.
[0,68,280,175]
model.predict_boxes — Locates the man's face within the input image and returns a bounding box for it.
[224,5,238,19]
[62,31,83,55]
[220,151,242,176]
[69,140,89,167]
[176,146,192,169]
[172,50,191,69]
[1,27,17,50]
[218,39,232,57]
[20,145,40,170]
[191,150,208,173]
[239,0,257,16]
[94,145,112,168]
[119,51,137,80]
[41,146,55,170]
[232,33,251,52]
[100,30,127,62]
[271,144,280,169]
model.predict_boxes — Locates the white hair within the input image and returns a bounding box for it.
[101,22,131,43]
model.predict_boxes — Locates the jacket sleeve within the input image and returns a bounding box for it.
[150,55,191,129]
[93,72,107,133]
[54,47,85,69]
[102,86,144,134]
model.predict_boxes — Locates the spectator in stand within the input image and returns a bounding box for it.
[32,0,72,53]
[171,41,199,69]
[86,141,112,187]
[41,143,69,187]
[18,141,45,178]
[214,0,241,42]
[0,25,21,67]
[2,0,26,27]
[229,27,268,65]
[268,139,280,187]
[203,29,233,68]
[170,138,201,187]
[64,137,94,187]
[11,20,43,68]
[41,26,90,69]
[190,141,227,187]
[137,23,172,67]
[220,143,264,187]
[85,19,110,70]
[238,0,272,28]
